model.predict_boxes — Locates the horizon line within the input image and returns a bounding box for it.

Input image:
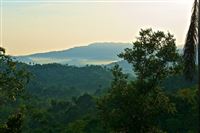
[12,42,184,57]
[2,0,189,3]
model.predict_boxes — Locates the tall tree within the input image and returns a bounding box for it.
[98,29,179,133]
[0,47,29,133]
[183,0,198,80]
[0,47,29,105]
[183,0,200,132]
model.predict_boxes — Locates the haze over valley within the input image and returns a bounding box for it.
[15,42,132,66]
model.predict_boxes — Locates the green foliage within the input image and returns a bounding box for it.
[0,28,199,133]
[25,64,113,99]
[0,47,29,133]
[160,87,198,133]
[119,28,181,85]
[0,112,23,133]
[98,65,175,133]
[98,29,180,133]
[163,74,197,92]
[0,49,29,105]
[19,93,99,133]
[65,120,86,133]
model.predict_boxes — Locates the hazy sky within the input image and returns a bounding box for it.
[1,0,194,55]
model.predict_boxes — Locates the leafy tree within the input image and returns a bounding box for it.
[0,48,29,105]
[98,29,180,133]
[119,28,180,86]
[0,112,23,133]
[65,120,86,133]
[0,47,29,133]
[161,87,198,133]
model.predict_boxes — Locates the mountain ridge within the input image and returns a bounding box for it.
[15,42,132,66]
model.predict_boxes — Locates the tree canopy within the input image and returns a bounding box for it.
[98,29,181,133]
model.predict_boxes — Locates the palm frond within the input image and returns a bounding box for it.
[183,0,198,80]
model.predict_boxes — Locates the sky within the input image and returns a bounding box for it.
[1,0,194,55]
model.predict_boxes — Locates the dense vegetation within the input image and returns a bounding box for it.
[0,29,198,133]
[22,63,198,99]
[25,64,113,99]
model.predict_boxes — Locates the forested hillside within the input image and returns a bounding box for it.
[23,63,113,99]
[2,58,197,133]
[23,63,197,99]
[1,29,199,133]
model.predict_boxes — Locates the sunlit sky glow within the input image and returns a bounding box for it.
[1,0,194,55]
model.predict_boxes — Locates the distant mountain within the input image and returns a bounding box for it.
[15,42,131,66]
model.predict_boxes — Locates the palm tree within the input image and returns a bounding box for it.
[183,0,199,132]
[183,0,198,80]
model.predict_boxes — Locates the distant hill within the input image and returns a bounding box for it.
[23,63,196,100]
[15,42,131,66]
[24,63,113,99]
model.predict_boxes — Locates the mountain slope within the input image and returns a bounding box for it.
[15,42,131,66]
[25,63,113,98]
